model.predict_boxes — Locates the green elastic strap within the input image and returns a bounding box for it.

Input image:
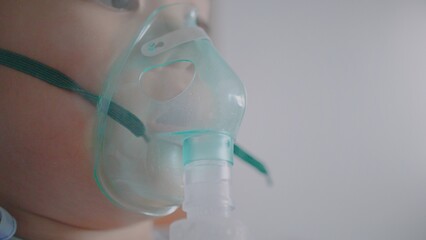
[0,48,147,140]
[0,48,269,179]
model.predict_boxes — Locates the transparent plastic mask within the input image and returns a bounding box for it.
[94,3,246,216]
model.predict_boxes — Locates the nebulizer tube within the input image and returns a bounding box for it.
[170,134,249,240]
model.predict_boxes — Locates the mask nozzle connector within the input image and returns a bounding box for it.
[170,134,250,240]
[182,160,234,219]
[182,134,234,165]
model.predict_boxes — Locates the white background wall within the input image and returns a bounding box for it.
[211,1,426,239]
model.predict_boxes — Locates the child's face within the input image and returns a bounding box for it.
[0,0,209,229]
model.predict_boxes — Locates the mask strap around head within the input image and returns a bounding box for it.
[0,48,271,181]
[0,48,148,141]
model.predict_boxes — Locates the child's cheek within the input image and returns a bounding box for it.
[0,0,143,92]
[0,0,152,228]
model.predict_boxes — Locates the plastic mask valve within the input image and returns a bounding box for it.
[170,134,250,240]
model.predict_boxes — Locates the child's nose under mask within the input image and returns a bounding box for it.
[0,3,269,216]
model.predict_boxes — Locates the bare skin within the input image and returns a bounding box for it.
[0,0,209,239]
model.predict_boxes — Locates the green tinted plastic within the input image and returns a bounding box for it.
[94,3,247,215]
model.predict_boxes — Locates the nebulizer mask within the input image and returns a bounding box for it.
[0,3,269,239]
[95,4,268,239]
